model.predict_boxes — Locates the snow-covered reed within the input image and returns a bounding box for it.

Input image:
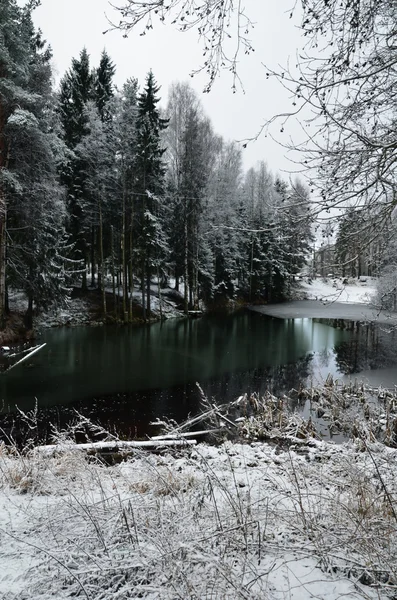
[1,435,396,599]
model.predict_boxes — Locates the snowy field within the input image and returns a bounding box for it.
[1,439,396,599]
[300,277,377,304]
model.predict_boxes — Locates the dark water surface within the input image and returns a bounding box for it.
[1,311,396,440]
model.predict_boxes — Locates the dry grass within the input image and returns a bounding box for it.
[0,435,396,599]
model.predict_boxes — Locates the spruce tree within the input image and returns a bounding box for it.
[0,0,69,327]
[136,70,168,318]
[59,48,117,292]
[59,48,93,148]
[59,48,94,289]
[93,49,116,122]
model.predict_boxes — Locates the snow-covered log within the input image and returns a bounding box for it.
[4,343,47,374]
[34,438,197,456]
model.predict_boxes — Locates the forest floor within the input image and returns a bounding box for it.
[1,282,185,344]
[300,276,377,304]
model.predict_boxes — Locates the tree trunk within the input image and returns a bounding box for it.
[194,237,199,309]
[121,185,127,320]
[82,258,87,291]
[91,225,96,287]
[5,286,9,315]
[0,123,10,330]
[97,225,102,291]
[184,203,189,315]
[157,264,163,320]
[141,261,146,321]
[128,199,134,322]
[25,293,34,330]
[249,237,254,303]
[98,200,106,318]
[146,259,151,319]
[111,225,116,318]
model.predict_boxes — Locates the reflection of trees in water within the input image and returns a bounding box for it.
[334,323,397,374]
[316,348,332,369]
[202,353,314,406]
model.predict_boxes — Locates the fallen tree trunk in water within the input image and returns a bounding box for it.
[3,343,47,374]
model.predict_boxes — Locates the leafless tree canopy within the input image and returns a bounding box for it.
[294,0,397,220]
[113,0,397,227]
[111,0,254,92]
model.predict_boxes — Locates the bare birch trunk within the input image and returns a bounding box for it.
[111,225,116,317]
[184,200,189,315]
[98,201,106,318]
[121,184,127,321]
[157,264,163,320]
[91,225,95,287]
[0,117,10,329]
[128,199,134,322]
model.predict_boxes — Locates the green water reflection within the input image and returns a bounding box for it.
[0,312,396,439]
[0,313,349,411]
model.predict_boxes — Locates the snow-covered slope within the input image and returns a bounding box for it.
[300,277,376,304]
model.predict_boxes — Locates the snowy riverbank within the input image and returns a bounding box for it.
[1,437,396,599]
[300,276,377,304]
[250,277,391,323]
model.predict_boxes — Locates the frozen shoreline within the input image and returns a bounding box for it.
[249,299,397,324]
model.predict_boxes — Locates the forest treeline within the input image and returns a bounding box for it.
[0,0,313,327]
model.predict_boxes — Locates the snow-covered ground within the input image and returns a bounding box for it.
[1,439,396,599]
[300,277,377,304]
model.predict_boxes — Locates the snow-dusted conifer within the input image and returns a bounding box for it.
[0,1,69,327]
[136,70,168,318]
[93,49,116,122]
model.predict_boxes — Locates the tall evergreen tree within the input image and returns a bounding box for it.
[59,48,93,148]
[93,49,116,122]
[59,48,117,293]
[0,0,69,327]
[136,70,168,318]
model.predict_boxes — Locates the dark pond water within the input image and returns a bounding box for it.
[0,311,396,442]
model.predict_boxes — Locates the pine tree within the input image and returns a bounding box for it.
[136,71,168,319]
[59,48,95,289]
[93,49,116,122]
[75,102,118,317]
[59,48,93,148]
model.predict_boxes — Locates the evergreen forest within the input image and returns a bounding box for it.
[0,0,314,330]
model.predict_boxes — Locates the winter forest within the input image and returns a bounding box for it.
[4,2,397,598]
[0,0,316,331]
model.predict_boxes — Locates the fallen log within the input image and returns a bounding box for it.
[4,343,47,374]
[151,429,220,440]
[34,438,197,456]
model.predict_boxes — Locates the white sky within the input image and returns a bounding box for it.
[28,0,307,175]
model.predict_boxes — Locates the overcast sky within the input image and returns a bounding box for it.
[28,0,307,175]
